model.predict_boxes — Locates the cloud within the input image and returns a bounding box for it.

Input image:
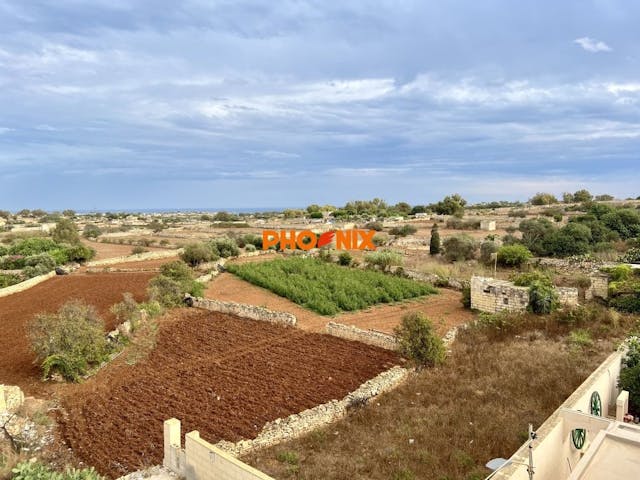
[574,37,612,53]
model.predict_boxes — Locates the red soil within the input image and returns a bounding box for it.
[0,272,154,395]
[82,240,172,261]
[58,308,399,479]
[206,273,474,335]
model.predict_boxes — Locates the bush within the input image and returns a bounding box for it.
[181,242,215,266]
[29,301,109,381]
[388,225,417,237]
[63,244,95,263]
[430,224,440,255]
[530,192,558,205]
[364,221,384,231]
[8,237,58,256]
[461,284,471,309]
[110,293,143,331]
[11,461,105,480]
[394,312,445,367]
[337,251,352,266]
[620,247,640,264]
[364,250,403,272]
[442,235,477,263]
[131,246,148,255]
[618,337,640,415]
[52,218,80,244]
[609,295,640,314]
[609,264,633,282]
[508,209,527,218]
[480,240,499,265]
[445,218,480,230]
[82,224,102,239]
[529,280,559,314]
[0,273,21,288]
[149,261,204,306]
[497,244,532,267]
[245,244,256,252]
[209,237,240,258]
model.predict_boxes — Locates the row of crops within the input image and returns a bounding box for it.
[226,257,436,315]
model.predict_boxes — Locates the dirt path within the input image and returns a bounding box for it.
[58,308,399,479]
[0,272,155,395]
[206,273,474,335]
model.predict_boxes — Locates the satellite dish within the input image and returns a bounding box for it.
[486,458,511,471]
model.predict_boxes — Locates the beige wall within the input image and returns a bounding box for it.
[325,322,397,350]
[164,419,274,480]
[493,349,625,480]
[191,297,297,326]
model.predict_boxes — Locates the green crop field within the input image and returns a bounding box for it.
[226,257,437,315]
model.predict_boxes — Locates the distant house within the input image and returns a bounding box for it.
[480,220,496,231]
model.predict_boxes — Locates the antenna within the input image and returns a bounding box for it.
[485,423,537,480]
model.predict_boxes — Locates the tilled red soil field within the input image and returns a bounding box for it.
[58,308,400,479]
[0,272,154,394]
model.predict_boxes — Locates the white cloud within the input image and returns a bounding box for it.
[574,37,612,53]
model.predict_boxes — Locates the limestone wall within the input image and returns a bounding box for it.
[215,366,410,457]
[190,297,297,327]
[0,385,24,413]
[556,286,579,307]
[164,419,274,480]
[85,249,181,267]
[588,273,609,300]
[0,271,56,298]
[470,276,529,313]
[325,322,397,350]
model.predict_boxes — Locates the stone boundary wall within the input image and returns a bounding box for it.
[215,366,410,457]
[392,267,465,291]
[556,286,579,307]
[325,322,397,350]
[190,297,297,327]
[86,267,163,273]
[0,271,56,298]
[85,249,182,267]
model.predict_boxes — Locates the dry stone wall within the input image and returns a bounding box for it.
[190,297,297,327]
[86,249,182,267]
[215,366,410,457]
[556,286,579,307]
[0,271,56,298]
[325,322,397,350]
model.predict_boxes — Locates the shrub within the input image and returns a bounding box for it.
[52,218,80,244]
[442,235,477,263]
[149,261,204,306]
[181,242,214,266]
[245,244,256,252]
[209,237,240,258]
[29,301,109,381]
[620,247,640,264]
[388,225,417,237]
[394,312,445,367]
[508,209,527,218]
[131,246,148,255]
[430,224,440,255]
[82,224,102,239]
[8,237,58,256]
[497,244,532,267]
[609,264,633,282]
[445,218,480,230]
[0,273,21,288]
[63,244,95,263]
[337,252,352,266]
[618,337,640,415]
[364,250,403,272]
[480,240,499,265]
[529,280,559,314]
[609,295,640,314]
[364,221,384,231]
[372,233,389,247]
[530,192,558,205]
[111,293,143,331]
[11,461,105,480]
[568,329,593,349]
[461,284,471,309]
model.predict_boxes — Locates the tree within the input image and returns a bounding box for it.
[394,312,445,367]
[29,300,108,381]
[429,224,441,255]
[562,192,575,203]
[432,194,466,216]
[595,194,614,201]
[619,338,640,415]
[181,243,215,266]
[519,218,555,256]
[82,224,102,239]
[529,192,558,205]
[52,218,80,244]
[62,209,76,217]
[496,244,532,267]
[442,234,477,262]
[573,189,593,203]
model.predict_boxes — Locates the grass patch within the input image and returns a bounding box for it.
[244,308,633,479]
[226,257,436,315]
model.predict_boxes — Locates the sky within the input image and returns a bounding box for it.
[0,0,639,211]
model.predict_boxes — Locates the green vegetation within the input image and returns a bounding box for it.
[52,218,80,244]
[497,244,532,267]
[394,312,446,367]
[529,192,559,205]
[227,257,436,315]
[11,461,105,480]
[29,301,110,381]
[431,194,466,217]
[148,260,204,307]
[619,337,640,415]
[180,237,240,266]
[442,234,477,262]
[388,224,417,237]
[429,224,440,255]
[606,265,640,313]
[511,270,558,314]
[364,250,404,272]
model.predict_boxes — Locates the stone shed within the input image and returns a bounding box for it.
[470,276,529,313]
[480,220,496,231]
